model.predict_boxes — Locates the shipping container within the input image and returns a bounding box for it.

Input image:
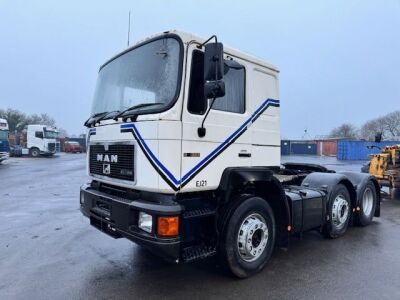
[281,140,318,155]
[281,140,291,155]
[316,140,337,156]
[289,141,317,155]
[337,140,399,160]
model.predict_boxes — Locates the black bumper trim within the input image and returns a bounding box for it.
[80,184,182,262]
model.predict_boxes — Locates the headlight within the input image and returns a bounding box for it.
[138,212,153,233]
[80,192,85,205]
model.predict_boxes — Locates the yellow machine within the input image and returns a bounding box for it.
[368,145,400,188]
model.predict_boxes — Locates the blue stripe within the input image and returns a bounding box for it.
[122,98,279,187]
[129,124,180,185]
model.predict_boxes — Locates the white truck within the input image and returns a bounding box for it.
[22,124,60,157]
[0,118,10,163]
[80,30,380,278]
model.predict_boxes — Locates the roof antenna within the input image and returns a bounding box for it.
[127,11,131,47]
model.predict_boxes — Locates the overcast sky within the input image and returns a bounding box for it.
[0,0,399,138]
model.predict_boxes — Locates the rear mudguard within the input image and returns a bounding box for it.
[338,171,381,217]
[301,172,357,221]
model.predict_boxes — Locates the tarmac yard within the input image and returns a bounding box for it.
[1,154,400,299]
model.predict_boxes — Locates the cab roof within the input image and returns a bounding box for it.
[102,29,279,73]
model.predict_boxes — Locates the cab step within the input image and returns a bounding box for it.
[183,208,216,219]
[182,245,217,262]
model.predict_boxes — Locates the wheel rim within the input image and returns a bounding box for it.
[362,187,374,217]
[237,213,268,262]
[332,194,349,230]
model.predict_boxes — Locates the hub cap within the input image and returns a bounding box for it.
[332,194,349,229]
[237,213,268,262]
[362,187,374,217]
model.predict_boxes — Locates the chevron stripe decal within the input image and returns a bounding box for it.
[121,98,280,191]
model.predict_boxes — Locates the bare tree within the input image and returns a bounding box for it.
[360,110,400,140]
[382,111,400,137]
[360,118,386,141]
[0,108,28,132]
[57,128,69,138]
[27,113,56,127]
[0,108,59,132]
[329,123,359,139]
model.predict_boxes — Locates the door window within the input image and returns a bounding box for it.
[187,50,246,115]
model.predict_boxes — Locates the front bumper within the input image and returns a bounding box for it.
[80,184,182,262]
[0,152,9,161]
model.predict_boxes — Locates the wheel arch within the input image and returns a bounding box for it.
[339,171,381,217]
[218,167,290,248]
[302,172,357,212]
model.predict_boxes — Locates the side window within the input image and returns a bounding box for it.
[35,131,43,138]
[188,50,206,115]
[187,49,246,115]
[212,67,245,114]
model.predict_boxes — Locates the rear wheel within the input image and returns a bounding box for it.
[357,182,376,226]
[323,184,351,239]
[221,196,275,278]
[30,148,40,157]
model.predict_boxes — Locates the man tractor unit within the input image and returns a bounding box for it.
[0,118,10,163]
[80,31,380,278]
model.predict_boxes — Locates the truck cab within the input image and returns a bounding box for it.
[0,118,10,163]
[80,30,380,277]
[24,124,60,157]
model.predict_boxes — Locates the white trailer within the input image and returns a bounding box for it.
[80,30,380,278]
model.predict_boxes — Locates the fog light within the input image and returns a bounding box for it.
[138,212,153,233]
[157,216,179,237]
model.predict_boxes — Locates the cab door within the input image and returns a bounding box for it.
[181,44,250,192]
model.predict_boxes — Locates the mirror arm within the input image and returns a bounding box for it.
[197,35,218,49]
[198,97,217,138]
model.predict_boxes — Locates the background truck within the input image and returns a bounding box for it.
[80,30,381,278]
[64,141,83,153]
[0,118,10,163]
[20,124,60,157]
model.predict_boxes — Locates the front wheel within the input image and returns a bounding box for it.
[30,148,40,157]
[221,196,275,278]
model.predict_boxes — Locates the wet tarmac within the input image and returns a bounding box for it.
[1,154,400,299]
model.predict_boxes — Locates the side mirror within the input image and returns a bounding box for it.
[204,80,225,99]
[204,42,224,81]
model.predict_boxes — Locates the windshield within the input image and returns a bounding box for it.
[44,131,58,139]
[91,36,182,116]
[0,130,8,140]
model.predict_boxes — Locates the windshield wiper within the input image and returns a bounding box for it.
[113,102,164,120]
[83,111,108,127]
[95,110,120,123]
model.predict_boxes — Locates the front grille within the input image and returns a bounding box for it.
[89,144,135,181]
[0,140,10,152]
[48,143,55,152]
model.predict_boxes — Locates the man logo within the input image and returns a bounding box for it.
[97,154,118,163]
[103,164,111,175]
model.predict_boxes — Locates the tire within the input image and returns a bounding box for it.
[323,184,351,239]
[221,196,276,278]
[357,182,376,226]
[30,148,40,157]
